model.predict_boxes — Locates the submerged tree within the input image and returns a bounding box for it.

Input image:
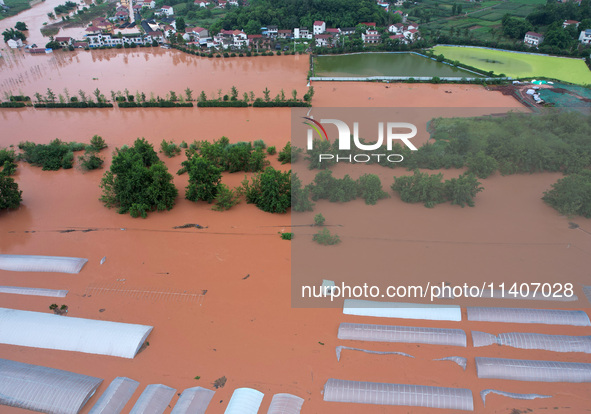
[0,174,22,210]
[99,138,177,218]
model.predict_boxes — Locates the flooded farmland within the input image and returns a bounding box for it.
[1,3,591,412]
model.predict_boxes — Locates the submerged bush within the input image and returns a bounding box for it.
[160,139,181,157]
[99,138,178,218]
[313,228,340,245]
[543,170,591,218]
[18,139,87,171]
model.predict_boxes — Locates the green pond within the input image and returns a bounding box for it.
[314,53,484,78]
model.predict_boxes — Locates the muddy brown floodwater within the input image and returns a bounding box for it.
[0,49,310,99]
[1,49,590,414]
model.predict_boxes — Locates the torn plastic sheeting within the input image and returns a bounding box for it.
[338,323,467,347]
[171,386,215,414]
[336,346,414,361]
[434,356,467,370]
[475,357,591,382]
[481,389,551,405]
[323,378,474,411]
[343,299,461,321]
[89,377,139,414]
[129,384,176,414]
[472,331,591,353]
[467,307,590,326]
[267,393,304,414]
[0,286,68,297]
[0,254,88,274]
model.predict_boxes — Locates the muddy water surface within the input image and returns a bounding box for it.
[0,49,590,414]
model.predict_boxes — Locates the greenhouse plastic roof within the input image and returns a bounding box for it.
[323,379,473,411]
[225,388,264,414]
[0,358,103,414]
[129,384,176,414]
[472,331,591,353]
[467,307,590,326]
[171,387,215,414]
[0,254,88,273]
[0,286,68,297]
[267,393,304,414]
[338,323,467,347]
[343,299,461,321]
[0,308,153,359]
[89,377,139,414]
[475,357,591,382]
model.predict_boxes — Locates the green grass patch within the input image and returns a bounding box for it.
[432,45,591,84]
[1,0,32,19]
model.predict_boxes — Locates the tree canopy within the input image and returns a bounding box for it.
[212,0,388,34]
[99,138,178,218]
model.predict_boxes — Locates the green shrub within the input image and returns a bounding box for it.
[0,174,22,210]
[99,138,178,217]
[183,155,223,203]
[278,141,301,164]
[313,228,340,245]
[280,232,293,240]
[444,173,483,207]
[212,183,240,211]
[291,172,314,212]
[160,140,181,157]
[391,170,446,208]
[243,167,291,213]
[18,139,87,171]
[267,146,276,155]
[253,139,266,150]
[314,213,325,226]
[89,135,107,151]
[466,150,498,178]
[543,170,591,218]
[79,151,104,171]
[357,174,389,205]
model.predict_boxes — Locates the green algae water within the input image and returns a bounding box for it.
[314,52,484,78]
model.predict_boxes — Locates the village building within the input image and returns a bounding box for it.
[160,5,174,16]
[55,36,73,47]
[313,21,326,35]
[579,28,591,44]
[523,31,544,47]
[362,28,381,44]
[293,27,312,39]
[563,19,580,28]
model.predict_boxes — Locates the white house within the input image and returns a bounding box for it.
[313,20,326,35]
[314,33,333,47]
[194,0,209,6]
[523,31,544,47]
[160,5,174,15]
[293,27,312,39]
[7,38,23,48]
[388,23,404,33]
[183,26,209,42]
[362,28,381,44]
[266,25,278,37]
[579,28,591,44]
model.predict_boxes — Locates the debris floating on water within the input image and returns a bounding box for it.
[100,256,106,265]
